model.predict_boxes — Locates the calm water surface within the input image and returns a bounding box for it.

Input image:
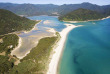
[59,18,110,74]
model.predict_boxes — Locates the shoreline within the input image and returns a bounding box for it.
[24,20,42,33]
[47,24,82,74]
[63,16,110,23]
[11,20,42,59]
[11,36,22,57]
[17,35,56,59]
[11,28,58,59]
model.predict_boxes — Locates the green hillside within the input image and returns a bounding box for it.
[0,9,37,35]
[59,8,105,21]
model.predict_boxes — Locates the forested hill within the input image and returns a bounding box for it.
[0,9,37,35]
[58,8,105,21]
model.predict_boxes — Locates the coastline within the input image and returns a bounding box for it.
[63,16,110,23]
[17,35,56,59]
[11,20,41,58]
[47,24,82,74]
[11,28,57,59]
[24,20,42,33]
[11,36,22,57]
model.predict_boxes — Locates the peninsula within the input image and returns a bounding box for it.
[0,9,37,35]
[47,24,82,74]
[59,8,105,22]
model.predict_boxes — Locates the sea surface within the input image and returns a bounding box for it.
[59,18,110,74]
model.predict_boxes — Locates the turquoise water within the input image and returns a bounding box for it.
[28,16,66,32]
[59,18,110,74]
[20,16,66,37]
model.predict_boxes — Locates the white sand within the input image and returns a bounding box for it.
[46,28,57,36]
[101,16,110,20]
[64,21,82,23]
[11,37,22,56]
[47,28,56,33]
[43,20,51,24]
[47,24,82,74]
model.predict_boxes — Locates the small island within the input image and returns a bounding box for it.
[59,8,105,22]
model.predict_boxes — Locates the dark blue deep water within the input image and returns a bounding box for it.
[59,18,110,74]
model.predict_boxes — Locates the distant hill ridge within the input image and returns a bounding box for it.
[0,2,110,16]
[58,8,105,21]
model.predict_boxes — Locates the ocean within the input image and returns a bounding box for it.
[59,18,110,74]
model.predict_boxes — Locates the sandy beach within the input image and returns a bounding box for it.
[46,27,56,36]
[101,16,110,20]
[43,20,51,24]
[11,37,22,56]
[47,24,82,74]
[64,16,110,23]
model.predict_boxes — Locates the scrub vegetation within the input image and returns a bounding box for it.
[0,32,59,74]
[10,33,59,74]
[0,34,19,73]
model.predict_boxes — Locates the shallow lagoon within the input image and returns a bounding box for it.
[11,16,66,58]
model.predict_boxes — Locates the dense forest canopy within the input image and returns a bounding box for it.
[58,8,105,21]
[0,9,37,35]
